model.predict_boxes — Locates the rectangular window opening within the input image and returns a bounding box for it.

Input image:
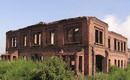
[11,37,17,48]
[23,35,27,47]
[95,30,98,43]
[33,33,42,46]
[95,29,103,45]
[121,43,123,52]
[108,39,111,48]
[51,32,55,45]
[114,60,117,66]
[118,41,120,51]
[99,31,103,44]
[65,27,80,43]
[114,39,116,51]
[124,42,126,52]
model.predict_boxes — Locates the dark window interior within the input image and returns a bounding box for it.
[114,39,116,50]
[115,59,117,66]
[100,31,103,44]
[121,43,123,52]
[95,30,98,43]
[65,27,81,43]
[118,60,120,67]
[95,29,103,44]
[79,56,82,72]
[108,38,111,48]
[118,41,120,51]
[124,42,126,52]
[109,59,111,66]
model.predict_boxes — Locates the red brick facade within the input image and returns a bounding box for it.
[1,17,128,75]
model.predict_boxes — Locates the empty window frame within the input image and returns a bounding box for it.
[121,42,123,52]
[65,27,80,43]
[23,35,27,47]
[95,30,98,43]
[95,29,103,44]
[114,59,117,66]
[121,60,123,68]
[74,28,80,42]
[47,29,56,45]
[14,37,17,47]
[33,33,42,45]
[50,32,55,45]
[100,31,103,44]
[124,42,126,52]
[118,60,120,68]
[108,38,111,49]
[10,37,17,48]
[109,59,111,66]
[118,41,120,51]
[114,39,116,51]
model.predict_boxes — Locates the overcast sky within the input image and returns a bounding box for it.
[1,0,130,54]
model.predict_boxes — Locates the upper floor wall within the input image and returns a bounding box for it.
[87,17,128,53]
[87,17,109,48]
[6,16,128,54]
[108,31,127,53]
[6,17,89,51]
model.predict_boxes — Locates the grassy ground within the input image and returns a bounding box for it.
[75,65,130,80]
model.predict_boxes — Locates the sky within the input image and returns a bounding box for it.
[1,0,130,54]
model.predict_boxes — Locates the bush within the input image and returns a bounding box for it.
[2,57,130,80]
[39,56,74,80]
[1,59,39,80]
[75,66,130,80]
[0,56,74,80]
[108,66,128,80]
[0,61,11,79]
[86,73,108,80]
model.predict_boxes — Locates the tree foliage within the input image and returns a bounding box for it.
[1,57,130,80]
[39,56,74,80]
[0,56,74,80]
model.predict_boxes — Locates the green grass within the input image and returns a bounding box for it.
[75,66,130,80]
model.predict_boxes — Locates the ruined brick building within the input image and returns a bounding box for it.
[1,17,128,75]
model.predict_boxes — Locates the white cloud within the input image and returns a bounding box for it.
[103,14,130,48]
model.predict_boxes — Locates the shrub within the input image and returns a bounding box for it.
[2,59,39,80]
[39,56,74,80]
[108,66,128,80]
[0,56,74,80]
[0,61,11,79]
[87,73,108,80]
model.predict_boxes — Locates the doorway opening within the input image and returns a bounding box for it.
[79,56,82,72]
[96,55,104,72]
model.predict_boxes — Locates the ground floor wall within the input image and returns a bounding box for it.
[1,47,128,76]
[108,52,128,69]
[88,46,109,75]
[1,51,18,62]
[18,48,85,75]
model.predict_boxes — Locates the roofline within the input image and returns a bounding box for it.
[6,16,110,33]
[109,31,127,39]
[6,16,89,33]
[88,17,108,27]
